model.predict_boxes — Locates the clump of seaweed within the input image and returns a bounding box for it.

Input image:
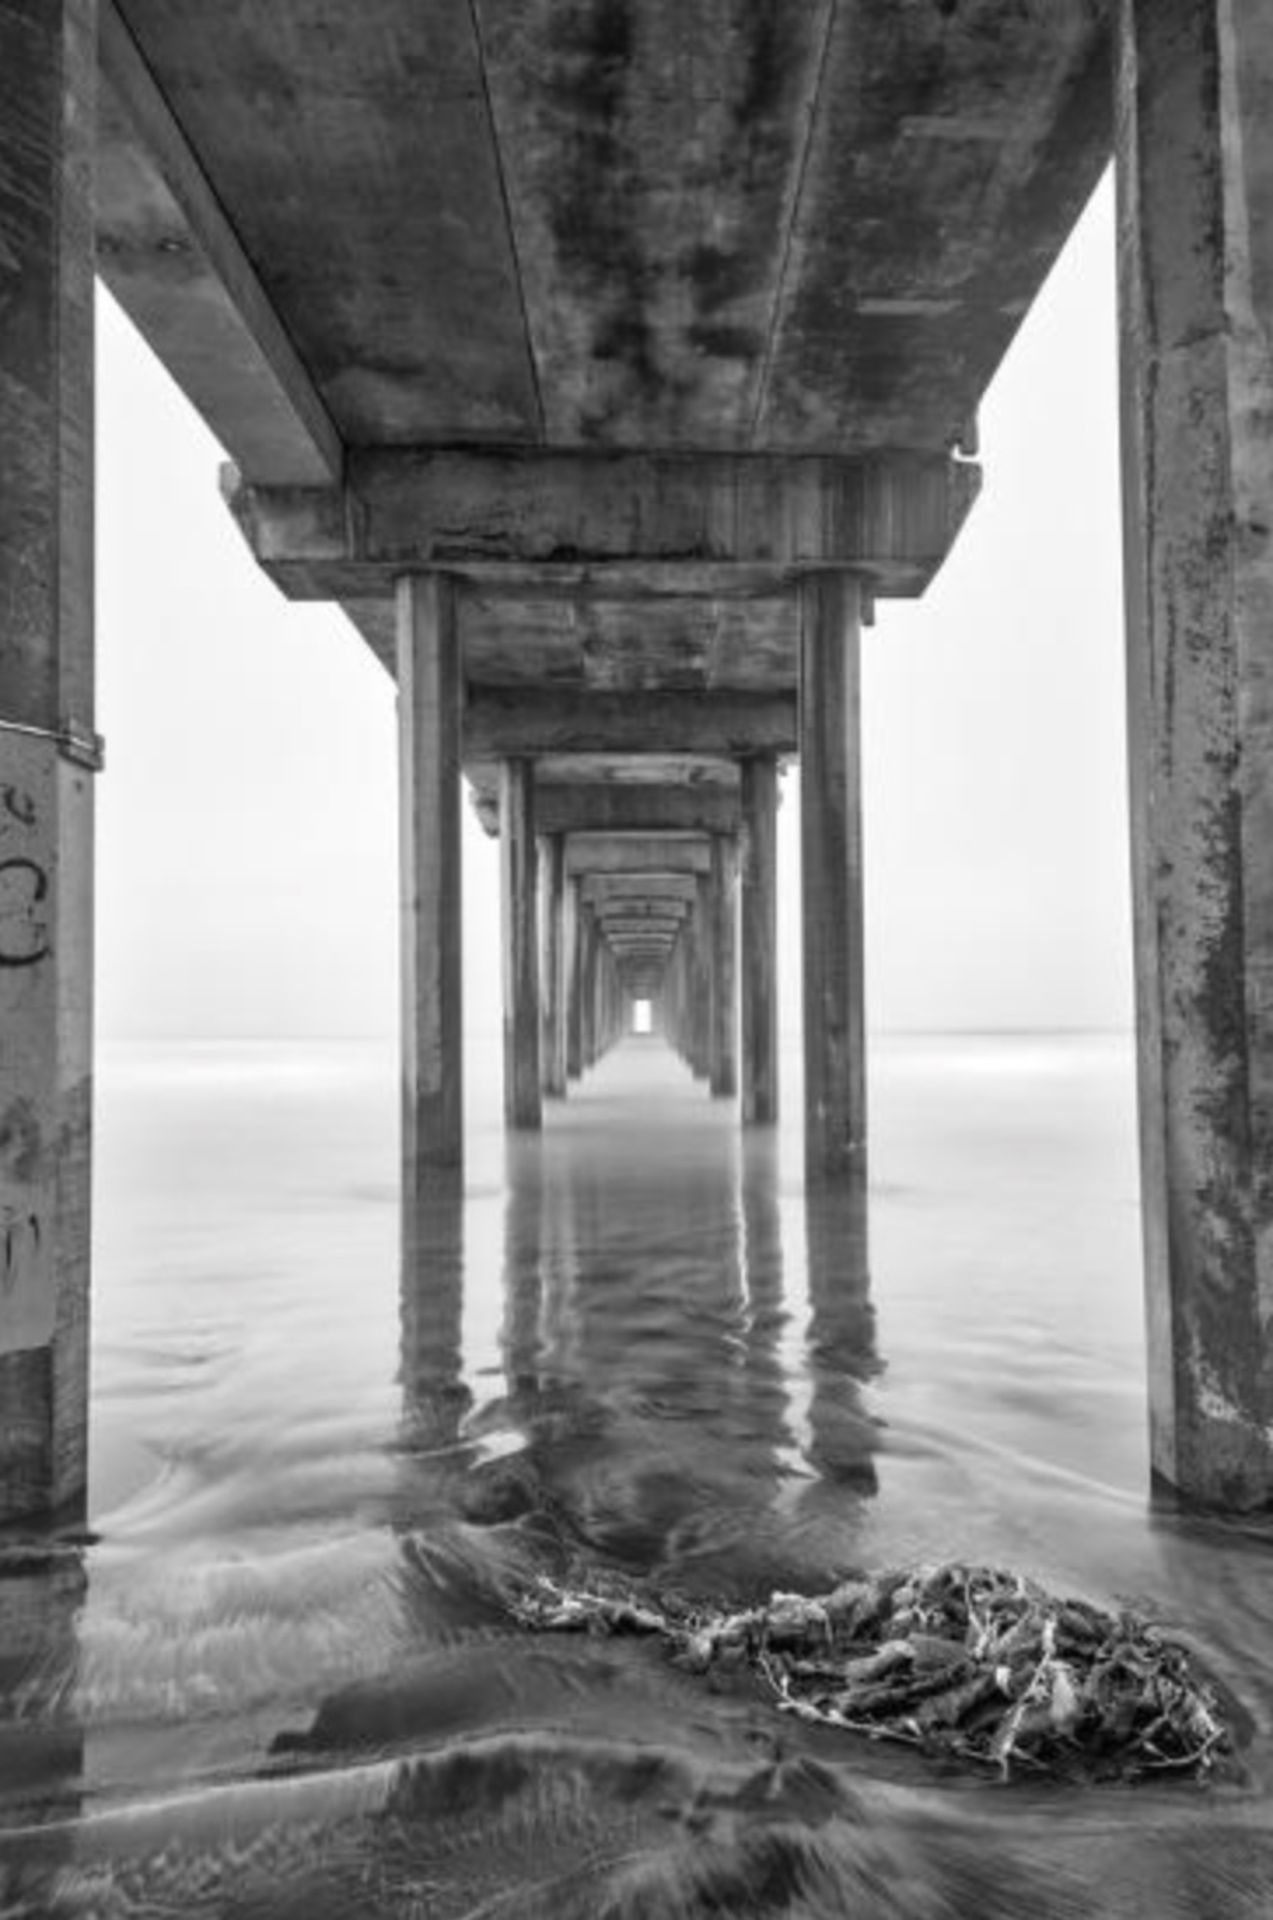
[510,1562,1230,1783]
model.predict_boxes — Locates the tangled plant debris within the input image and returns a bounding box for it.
[510,1562,1230,1783]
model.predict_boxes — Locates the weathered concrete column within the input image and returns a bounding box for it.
[662,942,683,1061]
[398,574,464,1172]
[1117,0,1273,1506]
[799,573,866,1182]
[594,923,610,1060]
[578,908,596,1070]
[741,756,780,1125]
[689,880,712,1079]
[566,881,585,1080]
[596,945,610,1059]
[607,953,622,1052]
[673,938,689,1062]
[400,1174,467,1446]
[0,0,97,1522]
[500,759,541,1130]
[542,837,568,1097]
[709,834,738,1098]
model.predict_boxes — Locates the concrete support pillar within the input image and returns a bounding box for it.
[799,573,866,1183]
[667,948,685,1054]
[677,930,693,1067]
[566,882,584,1080]
[676,934,691,1063]
[689,880,712,1079]
[500,759,541,1130]
[741,756,780,1125]
[593,922,608,1062]
[0,0,97,1521]
[662,945,681,1060]
[596,945,608,1060]
[597,934,611,1057]
[709,835,738,1098]
[579,909,598,1071]
[537,834,551,1090]
[1117,0,1273,1505]
[398,574,464,1172]
[542,836,568,1097]
[607,953,622,1052]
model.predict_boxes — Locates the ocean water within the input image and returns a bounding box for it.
[3,1032,1273,1916]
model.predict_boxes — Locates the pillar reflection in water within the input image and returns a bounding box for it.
[802,1173,881,1500]
[399,1172,470,1453]
[396,1050,885,1592]
[739,1131,797,1469]
[481,1074,883,1593]
[0,1546,85,1908]
[500,1137,547,1405]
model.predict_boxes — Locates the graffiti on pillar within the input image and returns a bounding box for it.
[0,857,51,966]
[0,739,57,1350]
[0,1094,49,1340]
[2,1211,42,1296]
[2,785,37,827]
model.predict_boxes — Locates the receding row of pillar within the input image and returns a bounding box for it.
[506,766,771,1130]
[4,0,1273,1515]
[497,773,634,1132]
[398,574,865,1174]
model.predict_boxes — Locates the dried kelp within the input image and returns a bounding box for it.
[509,1562,1230,1782]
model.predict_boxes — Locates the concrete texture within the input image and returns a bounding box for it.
[397,575,464,1169]
[799,574,866,1183]
[100,0,1111,460]
[541,834,568,1099]
[708,835,738,1099]
[740,756,779,1126]
[1118,0,1273,1506]
[0,0,97,1522]
[500,760,542,1130]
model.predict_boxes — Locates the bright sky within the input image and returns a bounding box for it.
[95,173,1129,1043]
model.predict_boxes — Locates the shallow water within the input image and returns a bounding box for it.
[3,1032,1273,1916]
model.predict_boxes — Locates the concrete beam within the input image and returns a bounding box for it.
[565,835,712,877]
[597,917,684,939]
[606,940,677,958]
[474,750,739,793]
[476,785,741,838]
[591,897,690,920]
[337,587,803,691]
[580,873,699,906]
[594,911,689,935]
[95,0,341,484]
[223,448,979,596]
[464,689,797,758]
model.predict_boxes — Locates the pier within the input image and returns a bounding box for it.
[2,0,1272,1514]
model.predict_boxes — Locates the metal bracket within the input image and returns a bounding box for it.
[0,716,106,773]
[57,720,106,773]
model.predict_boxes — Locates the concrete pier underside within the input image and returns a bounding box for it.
[7,0,1272,1511]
